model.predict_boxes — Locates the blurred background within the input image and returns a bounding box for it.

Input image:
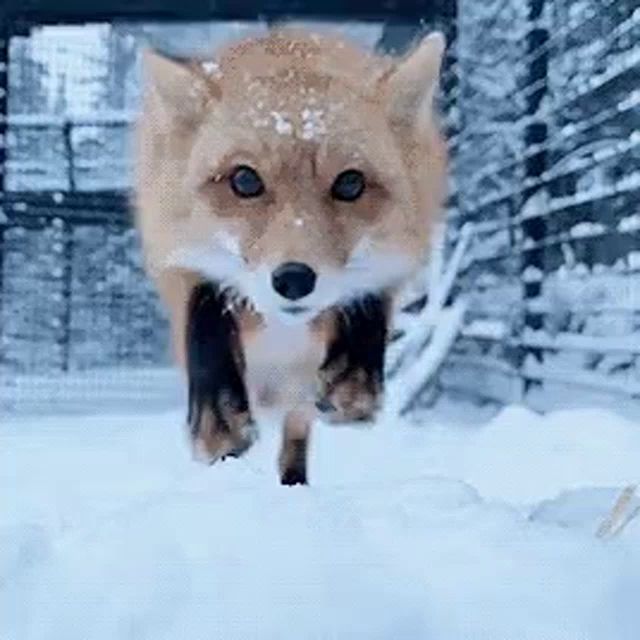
[0,0,638,416]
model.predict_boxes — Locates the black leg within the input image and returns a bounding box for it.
[317,294,389,423]
[187,282,255,462]
[280,438,308,486]
[278,409,311,486]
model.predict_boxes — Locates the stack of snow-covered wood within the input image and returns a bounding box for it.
[431,0,640,412]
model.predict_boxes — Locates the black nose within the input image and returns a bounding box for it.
[272,262,317,301]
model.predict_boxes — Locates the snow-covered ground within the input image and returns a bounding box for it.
[2,400,640,640]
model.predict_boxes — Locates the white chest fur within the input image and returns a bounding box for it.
[243,318,324,408]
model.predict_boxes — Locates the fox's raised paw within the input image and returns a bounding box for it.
[317,366,382,424]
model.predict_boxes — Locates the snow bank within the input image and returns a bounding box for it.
[1,404,639,640]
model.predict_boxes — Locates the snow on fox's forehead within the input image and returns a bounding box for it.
[246,96,341,141]
[231,74,351,141]
[213,32,379,141]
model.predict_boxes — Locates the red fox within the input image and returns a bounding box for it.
[134,28,447,485]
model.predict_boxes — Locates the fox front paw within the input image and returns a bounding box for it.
[317,295,388,424]
[316,364,383,423]
[186,282,256,465]
[190,394,257,465]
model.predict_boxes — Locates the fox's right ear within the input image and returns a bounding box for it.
[141,49,219,123]
[379,32,445,131]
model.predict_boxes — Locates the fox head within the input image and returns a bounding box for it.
[135,29,447,325]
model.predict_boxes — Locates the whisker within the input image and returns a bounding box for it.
[337,305,353,332]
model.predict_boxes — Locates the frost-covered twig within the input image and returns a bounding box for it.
[596,485,639,540]
[387,223,474,377]
[427,221,447,319]
[386,296,469,417]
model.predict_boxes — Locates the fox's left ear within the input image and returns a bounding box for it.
[379,32,446,129]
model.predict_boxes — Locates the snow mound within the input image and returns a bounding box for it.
[1,405,639,640]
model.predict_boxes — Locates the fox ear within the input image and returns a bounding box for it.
[380,32,445,129]
[142,49,219,123]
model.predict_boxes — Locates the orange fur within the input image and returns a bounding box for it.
[133,28,447,481]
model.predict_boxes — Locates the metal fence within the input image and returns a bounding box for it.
[0,193,170,373]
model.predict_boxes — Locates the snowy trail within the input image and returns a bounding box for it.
[2,405,640,640]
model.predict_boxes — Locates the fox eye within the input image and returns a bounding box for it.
[331,169,366,202]
[229,165,265,198]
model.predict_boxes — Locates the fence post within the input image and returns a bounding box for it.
[520,0,549,399]
[62,120,76,191]
[61,121,75,370]
[0,20,8,369]
[59,219,74,371]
